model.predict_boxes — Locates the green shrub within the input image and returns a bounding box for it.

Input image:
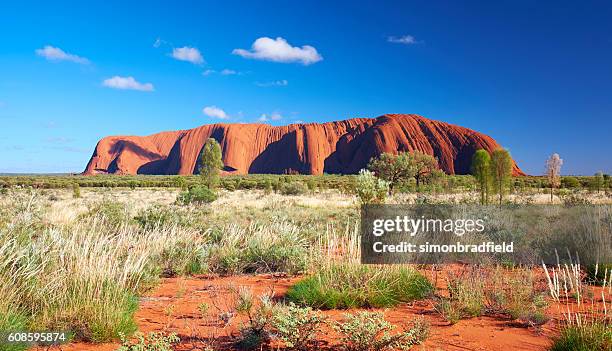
[333,311,429,351]
[279,182,308,195]
[354,169,388,204]
[72,183,81,198]
[177,186,217,205]
[235,288,277,350]
[550,321,611,351]
[287,264,432,309]
[117,332,180,351]
[585,263,612,286]
[205,222,309,275]
[80,201,130,226]
[273,303,325,350]
[436,267,548,326]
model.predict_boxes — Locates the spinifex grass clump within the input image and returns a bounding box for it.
[0,191,208,343]
[550,320,611,351]
[205,221,310,275]
[287,263,433,309]
[436,266,549,325]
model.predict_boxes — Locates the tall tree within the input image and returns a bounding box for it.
[545,153,563,203]
[198,138,224,188]
[489,148,513,205]
[471,149,491,204]
[367,152,414,194]
[411,151,440,189]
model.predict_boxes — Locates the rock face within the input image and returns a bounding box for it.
[84,114,524,176]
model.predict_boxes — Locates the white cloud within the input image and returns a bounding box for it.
[203,106,229,119]
[293,120,304,124]
[258,112,283,122]
[233,37,322,65]
[102,76,154,92]
[203,68,241,76]
[255,79,288,87]
[35,45,90,64]
[171,46,204,64]
[387,35,418,45]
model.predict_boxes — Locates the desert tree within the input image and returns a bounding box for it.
[593,171,604,193]
[489,148,513,205]
[367,152,414,194]
[545,153,563,203]
[198,138,224,188]
[411,151,441,189]
[471,149,491,204]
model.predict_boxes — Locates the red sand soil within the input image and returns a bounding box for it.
[40,268,600,351]
[83,114,524,176]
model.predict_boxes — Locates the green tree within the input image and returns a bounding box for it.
[593,171,604,193]
[411,151,441,189]
[471,149,491,204]
[197,138,224,188]
[368,151,441,193]
[489,148,513,205]
[367,152,414,194]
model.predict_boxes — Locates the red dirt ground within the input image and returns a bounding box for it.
[37,270,591,351]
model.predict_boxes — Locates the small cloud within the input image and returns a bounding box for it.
[233,37,322,65]
[387,35,419,45]
[171,46,204,64]
[293,120,304,124]
[255,79,288,87]
[43,121,58,129]
[153,38,163,48]
[45,137,73,144]
[203,105,229,119]
[35,45,90,64]
[50,146,90,153]
[203,68,241,76]
[258,112,283,122]
[102,76,154,92]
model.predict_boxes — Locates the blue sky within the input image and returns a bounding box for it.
[0,1,611,175]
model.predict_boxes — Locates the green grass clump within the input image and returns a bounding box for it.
[550,322,611,351]
[205,222,309,275]
[286,263,433,309]
[177,186,217,204]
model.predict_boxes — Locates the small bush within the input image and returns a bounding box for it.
[354,169,388,204]
[177,186,217,205]
[585,263,612,286]
[80,201,130,226]
[333,311,429,351]
[273,303,325,350]
[279,182,308,195]
[287,264,432,309]
[72,183,81,198]
[235,288,277,350]
[550,321,611,351]
[205,222,309,275]
[117,332,180,351]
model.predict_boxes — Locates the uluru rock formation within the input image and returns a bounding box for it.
[83,114,524,176]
